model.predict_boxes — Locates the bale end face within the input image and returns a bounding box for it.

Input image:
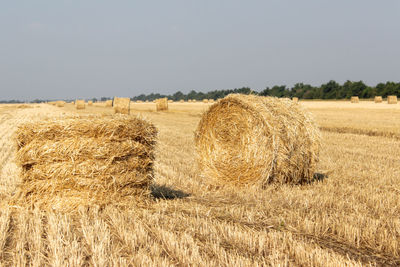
[156,98,168,111]
[75,100,86,109]
[12,115,157,210]
[195,94,321,187]
[351,96,359,103]
[374,96,383,103]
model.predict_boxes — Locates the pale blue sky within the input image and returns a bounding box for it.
[1,1,399,100]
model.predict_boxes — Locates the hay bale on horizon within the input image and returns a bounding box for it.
[88,100,93,106]
[202,99,209,103]
[12,115,157,210]
[179,99,185,103]
[105,100,113,107]
[156,98,168,111]
[374,96,382,103]
[56,101,65,107]
[75,100,85,109]
[292,97,299,103]
[168,100,173,103]
[388,95,398,104]
[195,94,321,187]
[351,96,359,103]
[113,97,130,114]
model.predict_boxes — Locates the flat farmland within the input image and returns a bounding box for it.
[0,100,399,266]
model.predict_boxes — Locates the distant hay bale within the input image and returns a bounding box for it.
[351,96,359,103]
[56,101,65,107]
[155,98,168,111]
[75,100,85,109]
[208,99,215,103]
[203,99,209,103]
[168,100,173,103]
[374,96,382,103]
[292,97,299,103]
[105,100,113,107]
[12,115,157,210]
[113,97,130,114]
[179,99,185,103]
[192,99,197,102]
[388,95,398,104]
[195,94,321,187]
[88,100,93,106]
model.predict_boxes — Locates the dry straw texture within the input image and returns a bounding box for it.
[351,96,359,103]
[156,98,168,111]
[11,115,157,210]
[56,101,65,107]
[195,94,321,187]
[105,100,113,107]
[292,97,299,103]
[388,95,398,104]
[88,100,93,106]
[113,97,130,114]
[75,100,85,109]
[374,96,383,103]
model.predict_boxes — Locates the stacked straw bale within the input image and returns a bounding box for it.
[374,96,383,103]
[88,100,93,106]
[12,115,157,210]
[195,94,321,187]
[105,100,113,107]
[292,97,299,103]
[388,95,398,104]
[351,96,359,103]
[75,100,85,109]
[156,98,168,111]
[113,97,130,114]
[56,101,65,107]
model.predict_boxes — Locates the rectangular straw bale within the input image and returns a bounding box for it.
[12,115,157,210]
[374,96,382,103]
[113,97,130,114]
[388,95,398,104]
[351,96,359,103]
[75,99,86,109]
[105,100,113,107]
[156,98,168,111]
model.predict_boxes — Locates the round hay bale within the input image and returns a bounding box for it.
[292,97,299,103]
[155,98,168,111]
[351,96,359,103]
[374,96,383,103]
[75,100,85,109]
[387,95,398,104]
[195,94,321,186]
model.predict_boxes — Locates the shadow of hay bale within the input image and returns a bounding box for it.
[150,184,190,199]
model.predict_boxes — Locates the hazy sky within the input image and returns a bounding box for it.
[1,1,399,100]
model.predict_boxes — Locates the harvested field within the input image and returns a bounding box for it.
[0,100,399,266]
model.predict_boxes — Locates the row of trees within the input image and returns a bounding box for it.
[2,80,399,103]
[132,80,400,101]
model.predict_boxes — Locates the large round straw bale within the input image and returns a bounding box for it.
[202,99,209,103]
[155,98,168,111]
[179,99,185,103]
[351,96,359,103]
[75,100,86,109]
[292,97,299,103]
[113,97,130,114]
[195,94,321,186]
[388,95,398,104]
[88,100,93,106]
[168,100,173,103]
[374,96,383,103]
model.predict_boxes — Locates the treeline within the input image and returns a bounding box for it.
[131,80,400,101]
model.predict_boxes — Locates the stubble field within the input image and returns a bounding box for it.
[0,100,399,266]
